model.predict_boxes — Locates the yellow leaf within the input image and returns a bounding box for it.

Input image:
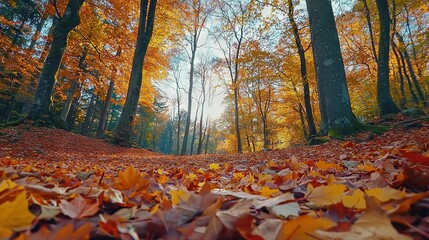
[170,188,191,206]
[365,187,406,202]
[0,180,35,237]
[260,186,279,198]
[276,215,335,240]
[306,184,346,206]
[209,163,220,171]
[357,164,377,172]
[257,174,273,183]
[342,189,366,209]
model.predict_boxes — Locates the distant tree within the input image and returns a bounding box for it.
[375,0,400,116]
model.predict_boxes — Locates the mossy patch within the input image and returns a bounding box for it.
[327,119,389,139]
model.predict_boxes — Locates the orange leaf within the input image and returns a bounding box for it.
[276,215,335,240]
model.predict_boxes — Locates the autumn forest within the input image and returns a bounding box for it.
[1,0,429,239]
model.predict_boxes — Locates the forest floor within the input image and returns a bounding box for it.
[0,115,429,239]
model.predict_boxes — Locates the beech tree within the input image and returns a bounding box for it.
[114,0,157,146]
[305,0,357,135]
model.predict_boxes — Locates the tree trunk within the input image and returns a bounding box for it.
[30,0,85,121]
[96,78,115,138]
[204,122,210,154]
[190,113,198,155]
[181,43,196,155]
[375,0,399,116]
[306,0,357,135]
[288,0,316,137]
[114,0,157,146]
[362,0,378,62]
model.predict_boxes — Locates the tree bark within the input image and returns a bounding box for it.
[306,0,356,135]
[97,78,115,138]
[375,0,400,116]
[362,0,378,62]
[181,48,196,155]
[114,0,157,146]
[30,0,85,121]
[287,0,316,137]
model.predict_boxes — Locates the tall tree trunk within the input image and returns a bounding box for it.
[396,33,427,106]
[362,0,378,62]
[298,103,308,137]
[287,0,316,137]
[30,0,85,121]
[97,78,115,138]
[28,14,48,51]
[375,0,399,116]
[181,47,196,155]
[306,0,357,135]
[197,96,206,154]
[114,0,157,146]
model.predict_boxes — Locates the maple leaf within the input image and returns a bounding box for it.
[209,163,220,171]
[306,184,347,206]
[113,166,149,196]
[59,195,99,218]
[0,179,35,238]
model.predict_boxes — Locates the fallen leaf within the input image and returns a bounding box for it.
[306,184,346,206]
[0,179,35,238]
[59,194,99,218]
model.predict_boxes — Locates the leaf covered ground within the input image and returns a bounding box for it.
[1,116,429,239]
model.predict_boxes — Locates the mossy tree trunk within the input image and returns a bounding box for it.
[306,0,357,136]
[30,0,85,122]
[114,0,157,146]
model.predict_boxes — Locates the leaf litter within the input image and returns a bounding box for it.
[0,117,428,239]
